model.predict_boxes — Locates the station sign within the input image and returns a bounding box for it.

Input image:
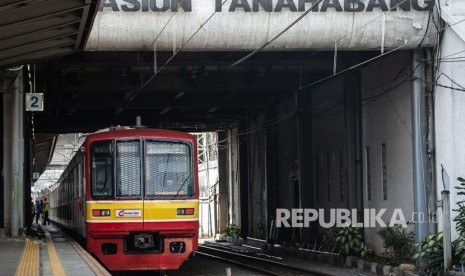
[99,0,434,13]
[87,0,435,51]
[32,172,40,180]
[25,93,44,112]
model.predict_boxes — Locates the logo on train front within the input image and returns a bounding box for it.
[116,209,142,217]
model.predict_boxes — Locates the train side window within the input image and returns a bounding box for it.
[91,141,114,197]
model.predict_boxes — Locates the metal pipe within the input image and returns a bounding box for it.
[425,48,437,234]
[412,51,429,242]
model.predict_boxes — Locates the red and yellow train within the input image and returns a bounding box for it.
[46,127,199,271]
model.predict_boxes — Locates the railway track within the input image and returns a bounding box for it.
[197,244,329,276]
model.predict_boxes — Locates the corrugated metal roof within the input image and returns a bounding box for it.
[0,0,99,68]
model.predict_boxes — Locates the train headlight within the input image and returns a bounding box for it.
[176,208,194,215]
[92,209,111,217]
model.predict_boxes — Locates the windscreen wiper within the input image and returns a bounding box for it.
[171,170,193,199]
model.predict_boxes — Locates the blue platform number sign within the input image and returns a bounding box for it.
[25,93,44,111]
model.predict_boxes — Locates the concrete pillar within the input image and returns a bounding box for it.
[1,70,25,237]
[239,122,249,238]
[217,131,229,234]
[265,115,277,241]
[296,89,314,242]
[227,126,240,226]
[344,71,362,211]
[246,118,267,239]
[441,190,452,272]
[11,71,25,237]
[3,75,13,235]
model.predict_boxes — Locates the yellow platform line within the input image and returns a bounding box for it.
[69,240,112,276]
[15,239,39,276]
[45,231,66,276]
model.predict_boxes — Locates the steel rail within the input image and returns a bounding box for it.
[195,251,278,276]
[198,244,328,276]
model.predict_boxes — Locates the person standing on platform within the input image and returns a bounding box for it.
[43,198,50,225]
[34,199,42,224]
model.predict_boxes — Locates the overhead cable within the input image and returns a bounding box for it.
[121,0,229,109]
[231,0,412,67]
[299,17,465,91]
[230,0,324,67]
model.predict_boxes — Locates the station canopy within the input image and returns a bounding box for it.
[0,0,99,176]
[0,0,99,68]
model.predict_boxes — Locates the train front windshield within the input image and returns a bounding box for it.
[91,139,194,198]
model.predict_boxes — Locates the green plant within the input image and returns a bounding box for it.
[453,177,465,265]
[225,224,240,238]
[413,232,444,275]
[322,227,337,251]
[454,177,465,238]
[452,239,465,266]
[377,224,415,266]
[413,177,465,274]
[335,224,367,258]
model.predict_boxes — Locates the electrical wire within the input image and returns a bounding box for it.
[120,0,229,110]
[436,73,465,90]
[299,12,456,92]
[210,2,465,171]
[126,1,453,143]
[148,0,189,48]
[230,0,413,67]
[230,0,324,67]
[437,49,465,60]
[425,80,465,92]
[217,6,441,144]
[122,0,430,122]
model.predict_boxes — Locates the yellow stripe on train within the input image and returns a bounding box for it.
[86,200,199,221]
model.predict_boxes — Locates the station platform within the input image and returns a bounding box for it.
[0,223,110,276]
[0,227,392,276]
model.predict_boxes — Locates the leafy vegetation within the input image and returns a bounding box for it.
[413,177,465,274]
[413,232,444,275]
[322,227,337,251]
[377,224,415,266]
[453,177,465,266]
[224,224,241,238]
[334,224,368,258]
[452,239,465,266]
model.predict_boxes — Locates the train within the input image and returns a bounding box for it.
[45,127,199,272]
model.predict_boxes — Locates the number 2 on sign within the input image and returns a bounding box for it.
[30,96,39,108]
